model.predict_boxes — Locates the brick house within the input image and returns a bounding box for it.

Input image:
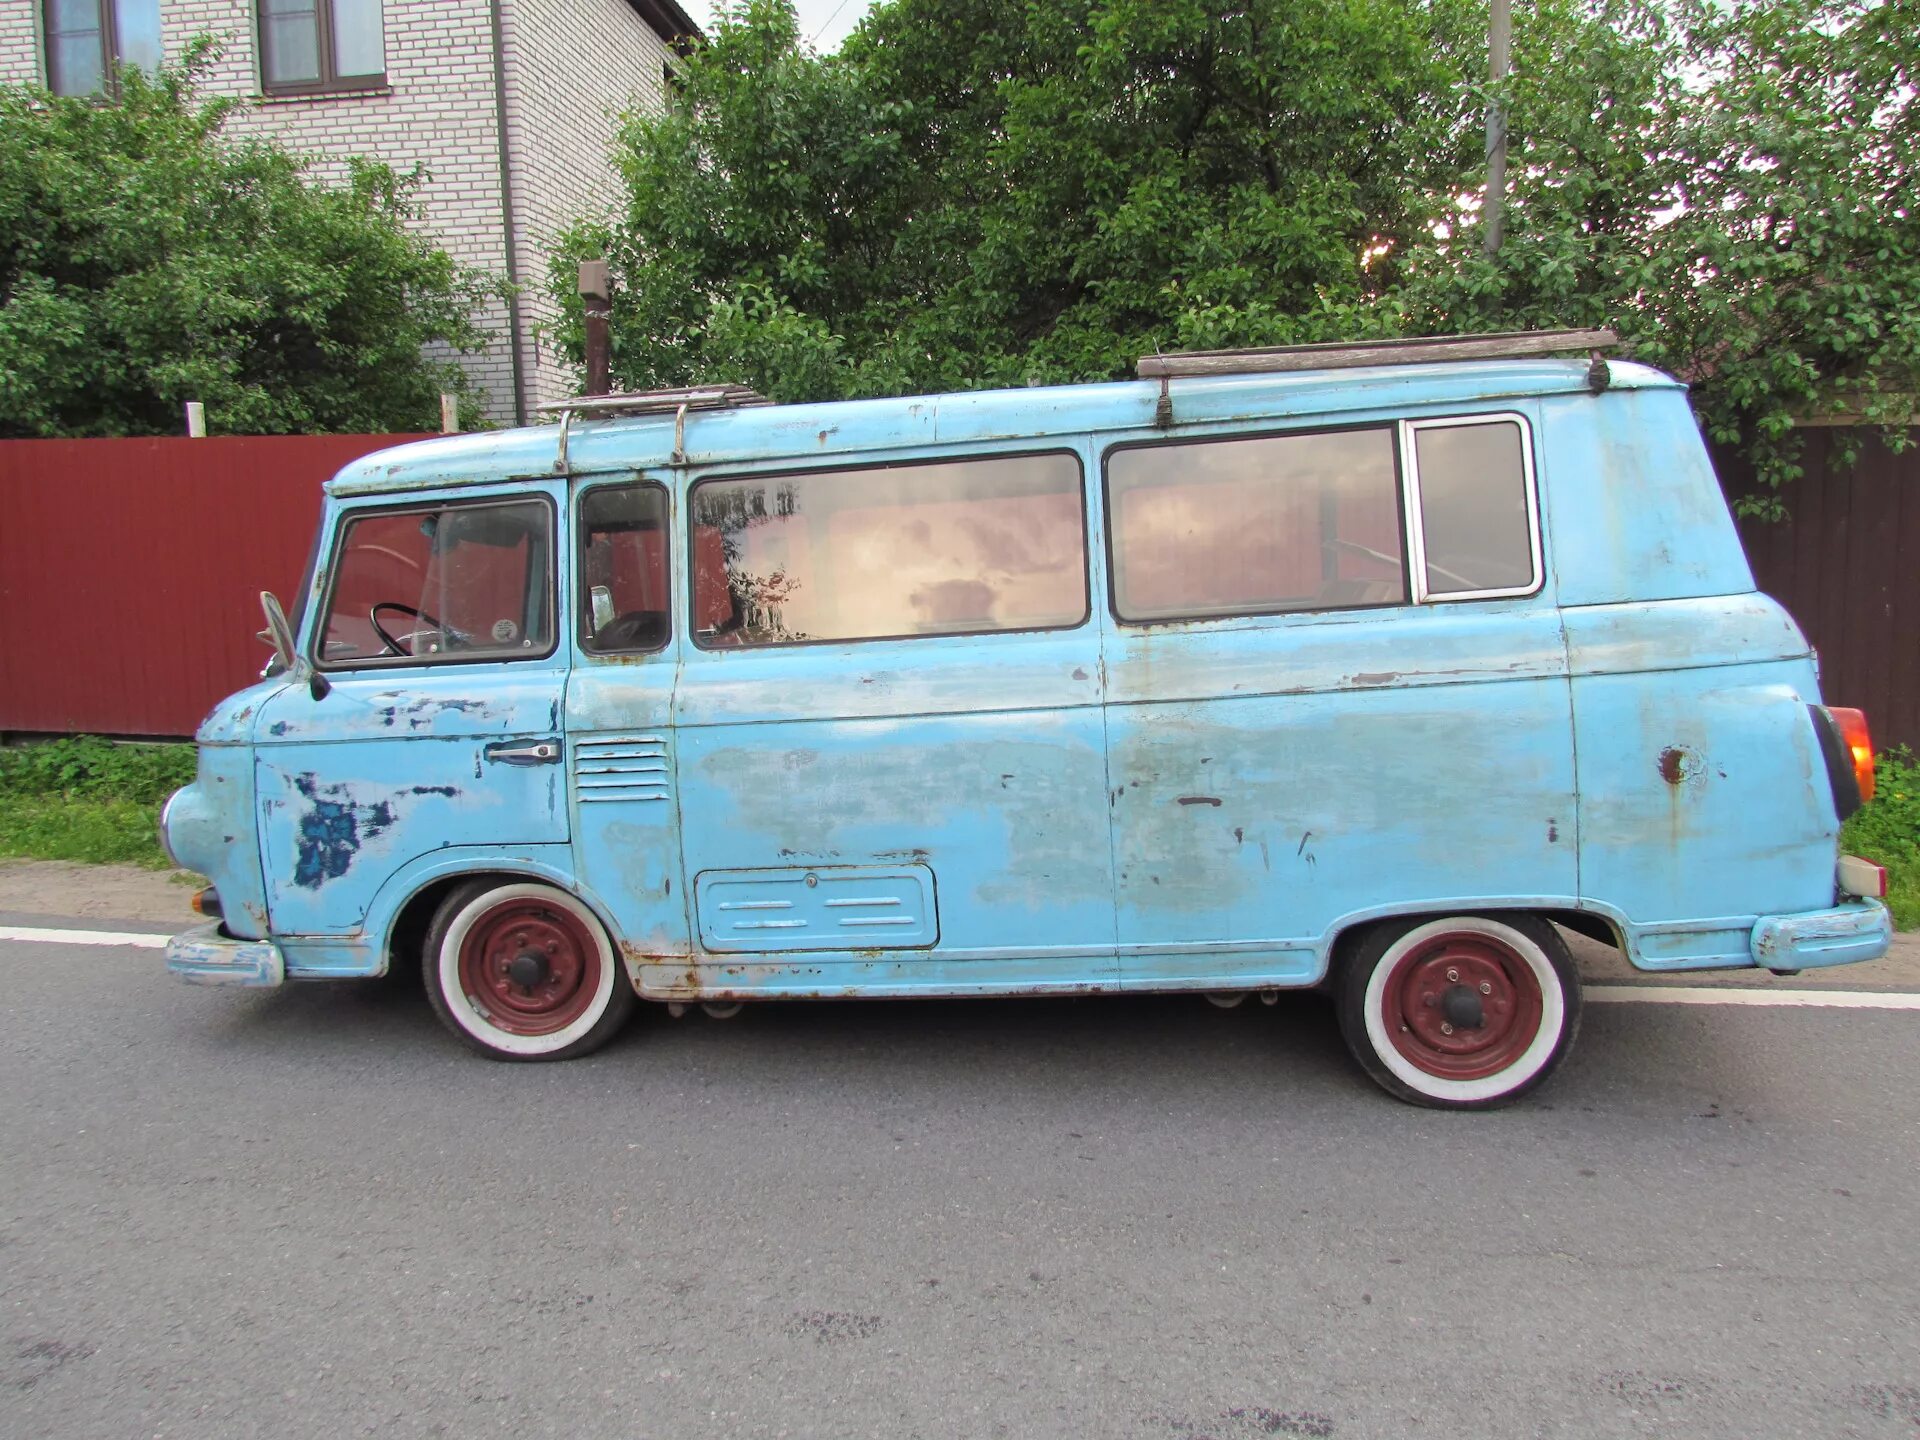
[0,1,701,423]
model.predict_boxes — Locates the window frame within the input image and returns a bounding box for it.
[577,478,674,658]
[1400,411,1543,605]
[684,447,1093,653]
[42,0,155,97]
[256,0,387,97]
[311,492,560,673]
[1100,421,1411,626]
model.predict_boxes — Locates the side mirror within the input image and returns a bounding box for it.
[259,591,331,700]
[260,591,297,671]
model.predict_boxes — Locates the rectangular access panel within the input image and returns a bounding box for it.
[695,865,939,952]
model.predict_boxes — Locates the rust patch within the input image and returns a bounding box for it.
[1348,671,1399,686]
[1658,747,1689,785]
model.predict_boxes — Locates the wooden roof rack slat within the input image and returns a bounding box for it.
[1136,328,1618,379]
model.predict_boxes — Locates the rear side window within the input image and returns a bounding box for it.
[690,453,1087,647]
[1106,428,1405,622]
[1410,418,1538,598]
[318,498,553,666]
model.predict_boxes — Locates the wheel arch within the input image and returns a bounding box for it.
[362,850,629,976]
[1322,903,1623,984]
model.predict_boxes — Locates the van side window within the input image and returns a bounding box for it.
[689,453,1087,647]
[317,498,553,666]
[580,484,671,654]
[1106,428,1404,623]
[1410,419,1538,597]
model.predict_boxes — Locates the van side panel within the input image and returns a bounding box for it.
[1540,389,1755,608]
[669,633,1115,982]
[1566,604,1840,967]
[1539,386,1849,966]
[567,660,692,966]
[1105,600,1580,982]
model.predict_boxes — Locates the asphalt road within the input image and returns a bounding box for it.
[3,933,1918,1440]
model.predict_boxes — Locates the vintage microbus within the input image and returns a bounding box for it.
[160,330,1892,1107]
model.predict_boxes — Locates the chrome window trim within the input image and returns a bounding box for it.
[311,492,560,673]
[1399,411,1543,605]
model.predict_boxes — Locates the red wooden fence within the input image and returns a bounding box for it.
[0,435,425,737]
[2,429,1915,746]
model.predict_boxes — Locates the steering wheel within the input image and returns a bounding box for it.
[370,600,449,656]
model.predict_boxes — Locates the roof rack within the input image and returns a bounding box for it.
[537,384,773,473]
[535,384,773,419]
[1136,328,1618,380]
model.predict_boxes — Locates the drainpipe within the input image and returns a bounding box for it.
[579,259,611,397]
[489,0,529,426]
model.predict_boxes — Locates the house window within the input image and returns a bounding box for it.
[43,0,163,96]
[258,0,386,94]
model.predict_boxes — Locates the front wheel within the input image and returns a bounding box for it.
[423,879,635,1060]
[1336,913,1580,1109]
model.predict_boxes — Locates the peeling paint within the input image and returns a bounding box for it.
[290,773,395,890]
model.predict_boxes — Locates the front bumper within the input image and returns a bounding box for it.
[1751,900,1893,973]
[165,920,286,988]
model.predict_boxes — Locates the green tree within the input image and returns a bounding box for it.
[0,52,500,437]
[1405,0,1920,508]
[554,0,1918,505]
[551,0,1486,400]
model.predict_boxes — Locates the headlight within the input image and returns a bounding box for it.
[157,787,186,870]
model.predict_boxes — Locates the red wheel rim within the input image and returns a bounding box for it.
[457,898,603,1037]
[1382,930,1545,1081]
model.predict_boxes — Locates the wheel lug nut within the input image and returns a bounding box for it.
[1440,1022,1454,1035]
[1480,981,1492,994]
[1446,968,1459,982]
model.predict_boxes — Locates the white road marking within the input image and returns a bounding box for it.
[0,925,171,949]
[1588,985,1920,1010]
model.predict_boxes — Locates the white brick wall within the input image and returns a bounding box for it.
[0,0,680,425]
[0,2,44,85]
[501,0,671,409]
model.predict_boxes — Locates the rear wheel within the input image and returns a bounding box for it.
[423,879,635,1060]
[1336,913,1580,1108]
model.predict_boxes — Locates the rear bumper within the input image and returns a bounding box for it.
[165,920,286,988]
[1751,901,1893,973]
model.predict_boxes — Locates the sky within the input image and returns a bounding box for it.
[704,0,877,52]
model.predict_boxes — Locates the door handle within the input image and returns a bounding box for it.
[485,739,562,766]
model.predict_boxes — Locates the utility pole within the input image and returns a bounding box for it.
[1484,0,1511,256]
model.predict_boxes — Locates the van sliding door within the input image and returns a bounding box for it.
[1100,416,1578,986]
[661,447,1115,996]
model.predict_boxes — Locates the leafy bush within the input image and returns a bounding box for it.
[1843,747,1920,931]
[0,50,499,437]
[0,736,196,804]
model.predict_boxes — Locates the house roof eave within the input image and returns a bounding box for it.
[623,0,705,49]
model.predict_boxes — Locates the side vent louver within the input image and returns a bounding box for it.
[573,736,670,805]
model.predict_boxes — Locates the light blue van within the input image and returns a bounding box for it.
[160,331,1893,1107]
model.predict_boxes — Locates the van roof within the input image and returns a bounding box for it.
[326,358,1680,497]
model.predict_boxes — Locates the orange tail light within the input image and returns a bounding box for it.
[1829,707,1875,805]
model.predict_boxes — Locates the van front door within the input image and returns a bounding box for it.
[253,487,571,957]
